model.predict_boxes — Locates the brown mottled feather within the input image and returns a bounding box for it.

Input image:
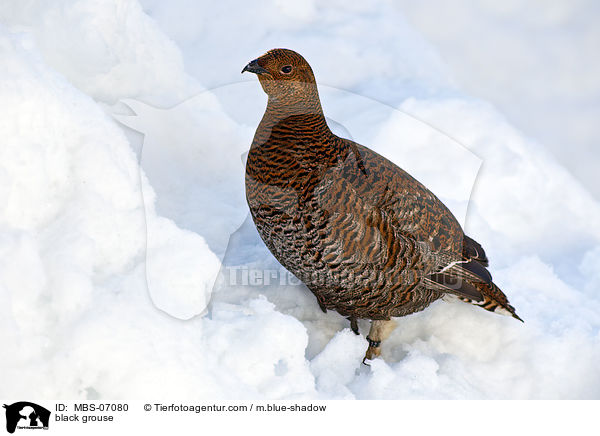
[243,48,521,325]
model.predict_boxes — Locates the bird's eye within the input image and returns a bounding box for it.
[281,65,293,74]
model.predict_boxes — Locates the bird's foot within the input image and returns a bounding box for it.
[361,319,397,364]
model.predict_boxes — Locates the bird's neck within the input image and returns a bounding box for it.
[260,94,332,139]
[264,89,325,120]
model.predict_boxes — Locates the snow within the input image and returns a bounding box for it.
[396,0,600,202]
[1,0,599,400]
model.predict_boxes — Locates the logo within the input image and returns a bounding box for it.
[3,402,50,434]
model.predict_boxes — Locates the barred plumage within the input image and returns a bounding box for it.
[242,48,522,361]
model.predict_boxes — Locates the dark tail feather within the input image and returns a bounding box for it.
[472,281,523,322]
[427,273,483,302]
[463,235,489,267]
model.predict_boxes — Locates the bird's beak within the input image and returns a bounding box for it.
[242,59,268,75]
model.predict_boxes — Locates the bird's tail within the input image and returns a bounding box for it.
[470,281,523,322]
[427,235,522,322]
[427,256,523,322]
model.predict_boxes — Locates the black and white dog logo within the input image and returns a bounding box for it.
[3,402,50,434]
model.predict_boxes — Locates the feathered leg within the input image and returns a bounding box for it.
[363,319,397,363]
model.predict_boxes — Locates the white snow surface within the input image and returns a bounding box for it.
[1,0,599,400]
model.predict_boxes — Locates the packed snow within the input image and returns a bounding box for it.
[0,0,598,400]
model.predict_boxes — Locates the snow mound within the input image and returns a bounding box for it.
[0,0,194,104]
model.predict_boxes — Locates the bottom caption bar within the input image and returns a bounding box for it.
[0,400,595,435]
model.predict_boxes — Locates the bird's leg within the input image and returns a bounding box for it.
[348,317,359,335]
[363,319,397,363]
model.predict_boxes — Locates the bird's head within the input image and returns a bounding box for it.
[242,48,319,107]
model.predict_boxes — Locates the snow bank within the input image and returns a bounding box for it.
[1,0,599,400]
[0,19,218,392]
[0,0,194,104]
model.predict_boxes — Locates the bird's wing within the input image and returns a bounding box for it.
[331,139,522,320]
[313,167,442,281]
[337,140,465,254]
